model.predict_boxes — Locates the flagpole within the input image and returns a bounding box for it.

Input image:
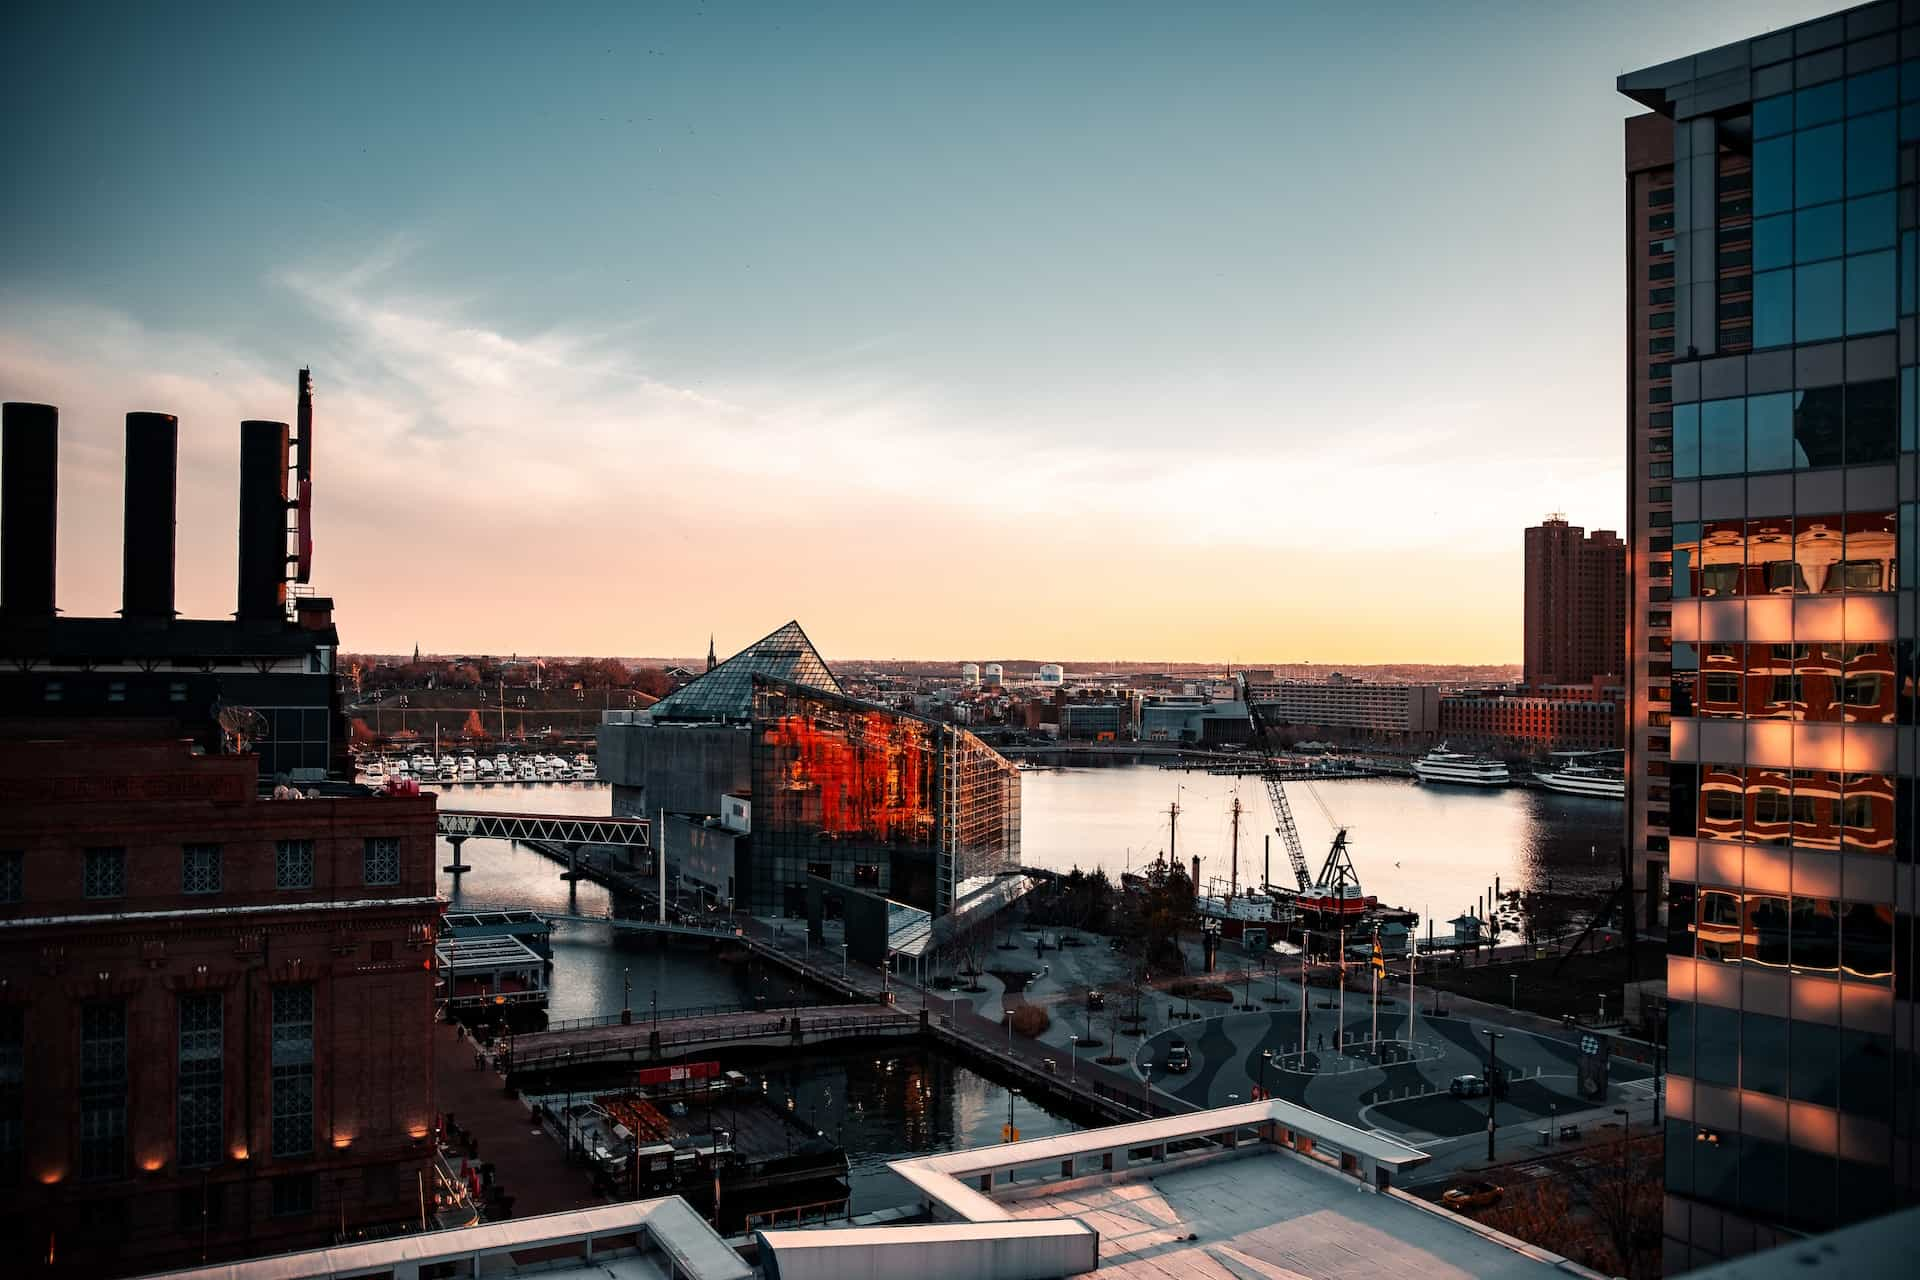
[1337,927,1346,1053]
[1299,928,1309,1064]
[1371,960,1379,1052]
[1407,944,1417,1046]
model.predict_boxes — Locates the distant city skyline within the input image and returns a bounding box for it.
[0,0,1839,661]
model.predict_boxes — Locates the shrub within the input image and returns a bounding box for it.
[1007,1001,1051,1038]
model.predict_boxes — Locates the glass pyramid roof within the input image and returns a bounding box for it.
[645,620,842,722]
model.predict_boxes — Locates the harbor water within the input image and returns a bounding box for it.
[426,765,1620,1210]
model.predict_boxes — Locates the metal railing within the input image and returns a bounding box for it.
[539,999,840,1034]
[507,1010,915,1072]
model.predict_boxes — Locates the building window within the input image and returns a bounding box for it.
[83,847,125,900]
[177,993,222,1169]
[1649,311,1674,330]
[275,840,314,890]
[1649,212,1675,232]
[1650,362,1672,380]
[169,681,188,703]
[182,845,221,895]
[271,1173,314,1217]
[1650,387,1672,403]
[362,837,400,887]
[1650,461,1673,478]
[1650,238,1676,256]
[0,851,20,904]
[42,680,62,703]
[1649,187,1674,207]
[79,1002,127,1181]
[1649,336,1674,355]
[1650,261,1675,281]
[271,986,314,1158]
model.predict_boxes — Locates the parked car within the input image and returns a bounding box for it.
[1164,1040,1191,1074]
[1441,1182,1505,1211]
[1449,1074,1488,1098]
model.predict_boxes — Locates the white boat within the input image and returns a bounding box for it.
[361,757,385,779]
[1411,748,1511,788]
[517,760,538,781]
[477,759,495,778]
[1532,762,1626,800]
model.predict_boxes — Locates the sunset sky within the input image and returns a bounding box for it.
[0,1,1838,663]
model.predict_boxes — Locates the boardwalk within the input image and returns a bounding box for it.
[434,1021,603,1218]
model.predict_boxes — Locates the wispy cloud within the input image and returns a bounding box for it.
[0,243,1617,660]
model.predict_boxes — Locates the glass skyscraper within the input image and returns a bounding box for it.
[1620,3,1917,1268]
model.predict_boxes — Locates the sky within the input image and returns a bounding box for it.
[0,0,1844,664]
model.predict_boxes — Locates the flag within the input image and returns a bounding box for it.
[1371,939,1385,975]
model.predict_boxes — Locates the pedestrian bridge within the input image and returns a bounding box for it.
[437,810,651,848]
[503,1003,916,1077]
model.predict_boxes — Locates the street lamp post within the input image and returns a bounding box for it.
[841,943,848,982]
[1067,1035,1078,1085]
[1509,973,1517,1011]
[1259,1048,1272,1101]
[651,988,657,1030]
[623,967,632,1026]
[1482,1029,1505,1162]
[1613,1106,1631,1186]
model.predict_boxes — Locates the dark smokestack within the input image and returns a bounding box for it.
[122,412,179,620]
[236,419,290,622]
[2,402,58,619]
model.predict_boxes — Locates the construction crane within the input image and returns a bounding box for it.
[1244,691,1371,916]
[1244,696,1312,892]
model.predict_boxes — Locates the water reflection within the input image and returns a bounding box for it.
[1019,767,1621,919]
[748,1047,1078,1214]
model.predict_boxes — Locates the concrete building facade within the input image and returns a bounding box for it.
[1242,676,1441,744]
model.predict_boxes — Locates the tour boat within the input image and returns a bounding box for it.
[1531,762,1626,801]
[1411,748,1512,787]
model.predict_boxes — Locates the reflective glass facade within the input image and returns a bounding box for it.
[748,677,1018,917]
[1621,5,1919,1268]
[646,620,842,721]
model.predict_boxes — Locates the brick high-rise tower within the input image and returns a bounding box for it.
[1523,515,1626,687]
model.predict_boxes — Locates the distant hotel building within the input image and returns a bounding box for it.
[1241,674,1440,745]
[1437,681,1625,753]
[1524,516,1626,686]
[1620,4,1916,1266]
[0,391,441,1275]
[597,622,1020,918]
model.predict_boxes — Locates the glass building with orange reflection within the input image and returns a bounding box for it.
[598,621,1019,917]
[1620,4,1916,1267]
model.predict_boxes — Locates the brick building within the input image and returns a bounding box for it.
[1437,684,1626,753]
[0,736,440,1275]
[0,386,444,1275]
[1523,516,1627,686]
